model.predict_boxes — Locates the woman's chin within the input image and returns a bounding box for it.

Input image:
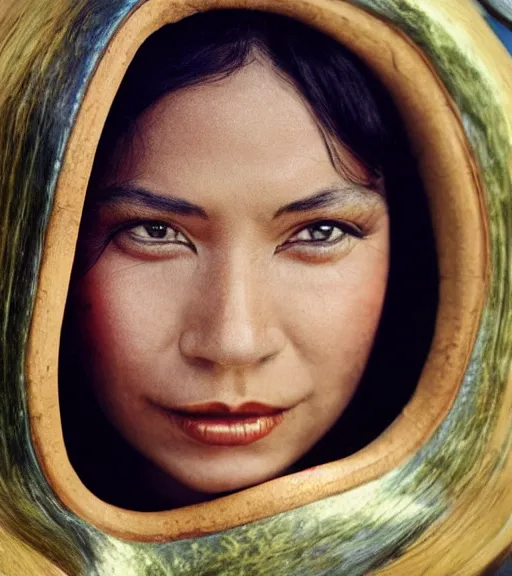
[151,453,294,500]
[176,465,284,495]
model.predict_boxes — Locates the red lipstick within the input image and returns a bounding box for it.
[168,402,286,446]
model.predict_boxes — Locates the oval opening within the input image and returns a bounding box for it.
[27,0,487,541]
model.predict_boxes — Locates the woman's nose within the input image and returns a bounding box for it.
[179,257,285,368]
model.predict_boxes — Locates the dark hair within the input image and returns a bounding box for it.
[61,9,438,510]
[92,9,393,187]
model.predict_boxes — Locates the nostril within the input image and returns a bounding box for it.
[260,351,278,365]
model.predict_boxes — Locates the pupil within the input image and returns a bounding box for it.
[311,225,333,240]
[146,224,167,239]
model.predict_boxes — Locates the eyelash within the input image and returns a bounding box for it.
[115,219,363,253]
[125,222,193,246]
[278,220,363,252]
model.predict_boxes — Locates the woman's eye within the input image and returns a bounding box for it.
[284,221,361,247]
[125,222,191,246]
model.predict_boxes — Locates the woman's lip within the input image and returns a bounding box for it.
[168,410,286,446]
[175,401,285,416]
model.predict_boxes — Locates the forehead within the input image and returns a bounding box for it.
[107,61,354,208]
[135,61,321,157]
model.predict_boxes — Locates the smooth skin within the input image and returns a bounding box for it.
[71,60,390,507]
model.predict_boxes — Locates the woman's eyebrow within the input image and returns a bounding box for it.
[273,185,373,219]
[92,184,208,218]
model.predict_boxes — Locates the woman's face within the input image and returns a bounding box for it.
[72,61,389,498]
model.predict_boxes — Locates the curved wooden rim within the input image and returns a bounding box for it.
[26,0,487,541]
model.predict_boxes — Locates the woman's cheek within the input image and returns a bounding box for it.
[74,253,191,381]
[278,232,389,368]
